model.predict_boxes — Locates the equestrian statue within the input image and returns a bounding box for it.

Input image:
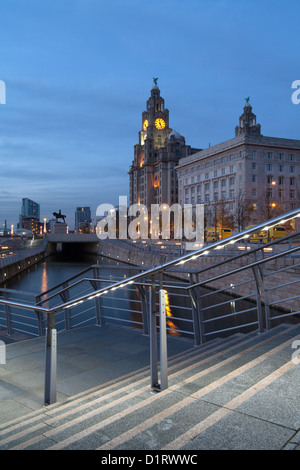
[53,209,66,223]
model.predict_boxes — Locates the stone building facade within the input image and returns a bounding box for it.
[176,101,300,228]
[129,81,199,212]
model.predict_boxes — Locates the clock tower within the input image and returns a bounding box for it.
[129,79,199,219]
[139,78,172,150]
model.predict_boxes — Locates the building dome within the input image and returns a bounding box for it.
[168,130,181,139]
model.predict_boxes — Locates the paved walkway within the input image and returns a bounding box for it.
[0,324,191,423]
[0,323,300,450]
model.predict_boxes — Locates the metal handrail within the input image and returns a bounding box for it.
[0,208,300,405]
[0,208,300,315]
[34,231,297,307]
[188,245,300,290]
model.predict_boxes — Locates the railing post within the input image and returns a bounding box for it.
[159,288,168,390]
[149,276,159,391]
[189,273,204,345]
[251,265,264,333]
[92,267,103,326]
[35,294,45,336]
[44,311,57,405]
[258,264,271,330]
[149,273,168,392]
[3,292,13,336]
[60,282,71,330]
[137,284,149,335]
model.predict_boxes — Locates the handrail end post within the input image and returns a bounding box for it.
[44,326,57,406]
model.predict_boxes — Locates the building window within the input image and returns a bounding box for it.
[229,177,235,186]
[213,181,218,189]
[204,183,210,191]
[252,174,256,183]
[267,152,273,159]
[214,170,217,177]
[205,173,209,180]
[278,165,284,172]
[229,189,235,199]
[279,153,283,160]
[267,175,273,184]
[221,179,226,188]
[279,176,284,185]
[290,177,295,186]
[252,162,257,169]
[290,190,295,200]
[266,164,273,171]
[221,168,225,175]
[290,154,295,161]
[290,166,295,173]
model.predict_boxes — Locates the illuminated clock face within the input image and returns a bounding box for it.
[155,118,166,130]
[143,119,149,131]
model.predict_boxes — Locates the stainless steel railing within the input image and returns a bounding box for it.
[0,208,299,405]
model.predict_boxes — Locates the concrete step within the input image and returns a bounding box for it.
[1,323,299,450]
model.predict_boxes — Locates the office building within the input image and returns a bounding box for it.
[176,100,300,229]
[19,198,40,234]
[75,207,92,233]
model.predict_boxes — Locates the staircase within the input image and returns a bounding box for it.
[1,323,300,450]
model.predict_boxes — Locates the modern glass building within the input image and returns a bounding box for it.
[19,198,40,234]
[75,207,92,232]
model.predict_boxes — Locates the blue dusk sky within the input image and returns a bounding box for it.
[0,0,299,229]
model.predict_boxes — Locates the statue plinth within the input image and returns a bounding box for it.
[53,222,68,234]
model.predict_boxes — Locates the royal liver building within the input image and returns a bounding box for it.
[129,79,199,212]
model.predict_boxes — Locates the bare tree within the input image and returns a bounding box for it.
[234,190,254,231]
[205,200,235,230]
[256,189,283,222]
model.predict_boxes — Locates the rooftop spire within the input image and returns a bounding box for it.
[235,99,261,137]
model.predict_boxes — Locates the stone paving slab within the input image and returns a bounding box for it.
[0,324,193,425]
